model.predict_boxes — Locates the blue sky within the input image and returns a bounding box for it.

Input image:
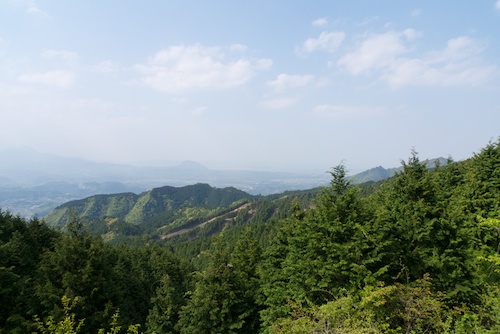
[1,1,500,173]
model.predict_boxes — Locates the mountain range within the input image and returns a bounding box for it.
[0,147,330,217]
[0,147,446,218]
[42,182,322,244]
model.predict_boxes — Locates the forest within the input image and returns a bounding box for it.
[2,139,500,333]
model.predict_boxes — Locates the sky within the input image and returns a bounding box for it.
[1,1,500,173]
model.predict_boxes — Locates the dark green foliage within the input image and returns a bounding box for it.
[10,216,189,334]
[259,164,376,328]
[4,138,500,333]
[146,274,184,333]
[0,212,59,333]
[370,152,481,304]
[177,231,261,333]
[35,223,121,332]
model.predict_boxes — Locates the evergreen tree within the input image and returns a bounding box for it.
[35,221,118,333]
[260,164,375,329]
[146,274,182,334]
[373,152,479,302]
[0,212,59,333]
[145,244,191,334]
[177,231,258,333]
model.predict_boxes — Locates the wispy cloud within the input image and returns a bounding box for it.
[8,0,51,18]
[387,36,495,87]
[300,31,345,53]
[190,106,208,116]
[18,70,75,88]
[411,8,422,17]
[93,60,119,73]
[313,104,385,117]
[42,50,79,64]
[266,73,315,91]
[312,17,328,27]
[338,29,494,87]
[0,37,7,55]
[260,97,298,110]
[338,29,419,75]
[496,0,500,10]
[135,44,272,93]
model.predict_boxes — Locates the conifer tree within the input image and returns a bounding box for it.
[35,221,118,333]
[177,231,258,333]
[260,164,375,329]
[373,151,479,302]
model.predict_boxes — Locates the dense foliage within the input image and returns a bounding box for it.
[2,139,500,333]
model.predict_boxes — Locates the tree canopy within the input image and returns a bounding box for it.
[2,139,500,333]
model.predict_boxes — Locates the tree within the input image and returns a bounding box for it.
[33,296,141,334]
[35,221,118,333]
[260,164,376,330]
[0,212,59,333]
[177,231,258,333]
[372,151,479,303]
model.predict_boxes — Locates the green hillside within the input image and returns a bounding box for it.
[43,182,322,244]
[349,157,448,184]
[43,183,257,240]
[3,139,500,333]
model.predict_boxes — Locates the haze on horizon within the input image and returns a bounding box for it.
[1,1,500,174]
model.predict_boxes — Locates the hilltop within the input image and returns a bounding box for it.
[2,139,500,333]
[43,182,320,243]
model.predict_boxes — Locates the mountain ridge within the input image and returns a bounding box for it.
[43,183,253,229]
[0,147,448,218]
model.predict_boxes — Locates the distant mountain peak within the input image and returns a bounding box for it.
[349,157,449,184]
[177,160,210,171]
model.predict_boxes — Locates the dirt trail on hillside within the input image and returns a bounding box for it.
[161,202,251,239]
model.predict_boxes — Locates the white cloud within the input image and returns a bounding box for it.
[402,28,421,41]
[338,30,493,87]
[93,60,119,73]
[66,98,114,112]
[229,44,247,52]
[312,17,328,26]
[8,0,51,18]
[301,31,345,53]
[387,36,495,87]
[266,73,315,91]
[338,30,415,75]
[190,106,208,116]
[0,38,7,55]
[171,97,188,104]
[18,70,75,88]
[255,58,274,70]
[135,44,271,93]
[42,50,79,64]
[313,104,384,117]
[260,97,298,110]
[496,0,500,10]
[411,9,422,17]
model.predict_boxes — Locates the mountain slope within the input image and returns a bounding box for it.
[43,183,253,228]
[349,157,448,184]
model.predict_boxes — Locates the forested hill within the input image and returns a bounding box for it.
[44,183,252,226]
[42,182,320,244]
[348,157,448,184]
[3,139,500,333]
